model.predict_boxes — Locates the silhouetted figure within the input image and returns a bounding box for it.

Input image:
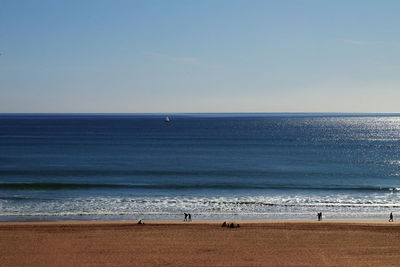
[229,223,235,228]
[137,219,144,225]
[236,224,240,228]
[317,212,322,221]
[389,212,394,222]
[221,221,227,227]
[188,213,192,222]
[184,213,188,221]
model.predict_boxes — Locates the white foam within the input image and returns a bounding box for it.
[1,191,400,219]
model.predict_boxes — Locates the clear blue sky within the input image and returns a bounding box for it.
[1,0,400,113]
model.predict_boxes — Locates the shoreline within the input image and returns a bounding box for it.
[0,216,398,224]
[0,218,398,225]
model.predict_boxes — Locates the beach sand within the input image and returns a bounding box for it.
[1,220,400,266]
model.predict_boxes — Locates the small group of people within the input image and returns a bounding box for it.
[317,212,322,221]
[221,221,240,228]
[183,213,192,222]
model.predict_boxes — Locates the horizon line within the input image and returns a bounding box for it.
[2,112,400,115]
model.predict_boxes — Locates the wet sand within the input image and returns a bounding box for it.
[1,220,399,266]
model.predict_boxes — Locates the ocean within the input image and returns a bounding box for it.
[0,114,399,221]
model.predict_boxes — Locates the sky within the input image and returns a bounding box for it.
[1,0,400,113]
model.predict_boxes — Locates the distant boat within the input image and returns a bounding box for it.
[165,116,170,123]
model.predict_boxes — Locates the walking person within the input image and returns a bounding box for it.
[184,213,188,222]
[389,212,394,222]
[188,213,192,222]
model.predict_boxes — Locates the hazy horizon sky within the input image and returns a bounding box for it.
[1,0,400,113]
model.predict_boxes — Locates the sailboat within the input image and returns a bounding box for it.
[165,116,170,123]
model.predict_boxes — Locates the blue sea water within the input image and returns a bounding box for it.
[0,114,400,221]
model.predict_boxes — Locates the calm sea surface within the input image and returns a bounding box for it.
[1,114,400,221]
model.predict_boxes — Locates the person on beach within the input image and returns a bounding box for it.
[389,212,394,222]
[188,213,192,221]
[184,213,188,221]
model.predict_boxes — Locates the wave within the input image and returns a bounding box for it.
[0,196,43,201]
[0,197,56,202]
[0,169,365,178]
[1,208,400,218]
[0,182,399,191]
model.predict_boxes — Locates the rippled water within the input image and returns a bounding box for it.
[1,114,400,221]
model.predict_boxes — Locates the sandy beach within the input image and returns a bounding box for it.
[1,220,399,266]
